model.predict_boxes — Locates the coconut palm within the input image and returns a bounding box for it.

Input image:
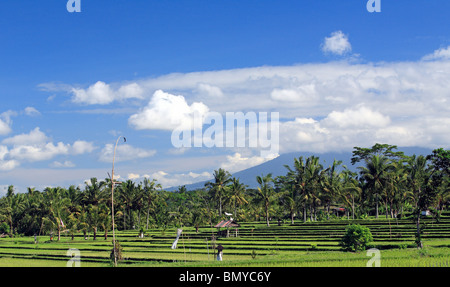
[358,155,393,219]
[226,178,248,220]
[341,170,362,220]
[322,159,344,219]
[205,168,232,217]
[303,156,324,221]
[82,178,107,206]
[43,187,70,241]
[142,178,162,229]
[254,173,280,227]
[1,187,25,237]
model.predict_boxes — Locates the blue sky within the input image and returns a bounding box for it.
[1,0,450,193]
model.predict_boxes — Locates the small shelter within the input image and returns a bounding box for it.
[215,218,240,238]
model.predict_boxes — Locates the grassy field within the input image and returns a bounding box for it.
[1,215,449,267]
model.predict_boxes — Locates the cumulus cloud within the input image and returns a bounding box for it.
[99,143,156,163]
[422,46,450,61]
[24,107,41,117]
[196,83,224,98]
[41,45,450,157]
[220,152,277,173]
[1,128,95,166]
[321,31,352,56]
[128,90,209,131]
[140,170,212,188]
[2,127,49,146]
[9,142,70,162]
[322,106,391,129]
[72,141,96,155]
[0,119,12,136]
[70,81,144,105]
[0,145,19,171]
[0,111,15,136]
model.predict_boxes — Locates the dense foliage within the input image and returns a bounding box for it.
[0,144,448,248]
[340,224,373,252]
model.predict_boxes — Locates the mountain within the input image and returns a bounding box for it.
[166,147,433,191]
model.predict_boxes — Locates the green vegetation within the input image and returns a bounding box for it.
[0,144,449,266]
[340,224,373,252]
[0,216,449,267]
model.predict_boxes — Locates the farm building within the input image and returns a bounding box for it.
[215,219,240,238]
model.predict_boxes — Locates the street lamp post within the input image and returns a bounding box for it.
[111,135,126,267]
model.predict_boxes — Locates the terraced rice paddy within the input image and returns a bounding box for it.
[1,215,449,267]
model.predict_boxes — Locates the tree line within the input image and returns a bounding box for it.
[0,144,449,247]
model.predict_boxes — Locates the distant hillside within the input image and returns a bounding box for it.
[166,147,433,191]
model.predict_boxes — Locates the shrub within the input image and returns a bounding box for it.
[398,243,408,249]
[0,222,10,235]
[110,240,124,264]
[340,224,373,252]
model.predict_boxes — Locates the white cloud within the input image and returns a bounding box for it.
[196,83,224,98]
[72,141,96,155]
[0,119,11,136]
[322,106,391,129]
[51,160,76,168]
[127,173,141,180]
[422,46,450,61]
[24,107,41,117]
[71,81,114,105]
[2,127,49,146]
[99,143,156,163]
[9,142,70,162]
[117,82,144,100]
[220,152,277,173]
[41,45,450,157]
[128,90,209,131]
[321,31,352,56]
[142,170,212,188]
[71,81,144,105]
[1,128,95,166]
[0,145,19,171]
[0,111,15,136]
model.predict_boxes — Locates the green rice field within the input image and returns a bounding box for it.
[1,216,449,267]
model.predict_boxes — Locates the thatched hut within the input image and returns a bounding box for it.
[215,219,240,237]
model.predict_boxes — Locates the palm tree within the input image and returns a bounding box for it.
[43,187,70,241]
[322,159,343,219]
[358,155,392,219]
[205,168,232,217]
[303,156,324,221]
[87,203,110,240]
[341,170,362,220]
[254,173,279,227]
[119,180,143,230]
[384,161,407,218]
[284,157,308,222]
[405,154,433,248]
[227,178,248,219]
[142,178,162,229]
[82,178,106,206]
[1,186,25,237]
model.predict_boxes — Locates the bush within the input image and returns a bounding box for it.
[340,224,373,252]
[0,222,10,234]
[110,240,124,264]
